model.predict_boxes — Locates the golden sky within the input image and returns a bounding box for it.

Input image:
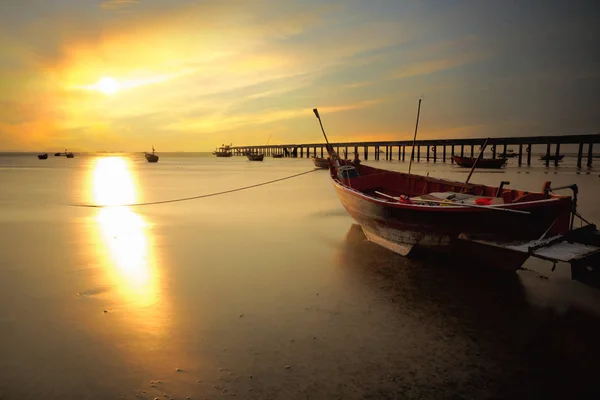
[0,0,598,151]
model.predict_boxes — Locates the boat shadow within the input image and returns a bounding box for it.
[336,224,600,399]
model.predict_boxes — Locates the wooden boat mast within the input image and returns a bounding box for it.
[407,98,422,177]
[313,108,339,166]
[465,137,490,183]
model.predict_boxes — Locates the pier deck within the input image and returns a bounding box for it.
[231,133,600,167]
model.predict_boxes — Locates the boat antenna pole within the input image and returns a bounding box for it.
[313,108,339,166]
[407,98,422,177]
[465,137,490,184]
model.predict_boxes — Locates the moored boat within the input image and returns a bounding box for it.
[312,106,576,272]
[145,145,159,163]
[452,155,507,169]
[330,160,572,264]
[38,153,48,159]
[272,153,284,158]
[540,154,564,161]
[213,144,233,157]
[246,153,264,161]
[311,156,330,169]
[502,149,518,158]
[54,152,62,157]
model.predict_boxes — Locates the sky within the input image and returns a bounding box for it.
[0,0,598,151]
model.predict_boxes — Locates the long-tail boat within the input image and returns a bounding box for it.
[145,145,159,163]
[310,106,599,273]
[37,153,48,159]
[311,156,330,169]
[452,155,507,169]
[213,144,233,157]
[246,153,264,161]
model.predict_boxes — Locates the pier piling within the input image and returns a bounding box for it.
[229,134,598,166]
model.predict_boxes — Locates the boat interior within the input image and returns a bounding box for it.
[334,163,565,205]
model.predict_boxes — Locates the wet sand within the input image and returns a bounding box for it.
[0,153,599,399]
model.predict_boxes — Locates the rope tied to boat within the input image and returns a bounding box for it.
[71,168,321,208]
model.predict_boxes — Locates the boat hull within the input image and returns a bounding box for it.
[145,154,159,163]
[38,154,48,160]
[214,152,233,157]
[540,155,564,161]
[247,154,264,161]
[331,176,572,267]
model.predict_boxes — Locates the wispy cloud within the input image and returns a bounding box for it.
[391,51,487,80]
[100,0,141,10]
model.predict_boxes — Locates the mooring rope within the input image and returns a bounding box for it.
[71,168,321,208]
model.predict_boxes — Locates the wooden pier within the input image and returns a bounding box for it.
[231,133,599,167]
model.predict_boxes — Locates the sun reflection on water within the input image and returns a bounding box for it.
[91,157,159,310]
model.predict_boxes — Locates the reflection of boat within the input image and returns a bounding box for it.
[246,153,264,161]
[213,143,233,157]
[540,154,564,161]
[37,153,48,159]
[272,153,284,158]
[145,146,159,163]
[452,155,507,169]
[311,156,330,169]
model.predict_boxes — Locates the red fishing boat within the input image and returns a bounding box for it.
[452,155,507,168]
[311,106,585,272]
[329,160,571,259]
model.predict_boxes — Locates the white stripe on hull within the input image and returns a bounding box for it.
[361,227,414,256]
[359,219,452,256]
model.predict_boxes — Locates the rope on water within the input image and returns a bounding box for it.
[71,168,321,208]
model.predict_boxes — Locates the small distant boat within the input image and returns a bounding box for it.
[452,155,507,169]
[272,153,284,158]
[247,153,264,161]
[64,149,75,158]
[311,156,330,169]
[145,146,159,163]
[213,143,233,157]
[540,154,564,161]
[54,152,62,157]
[502,149,518,158]
[37,153,48,160]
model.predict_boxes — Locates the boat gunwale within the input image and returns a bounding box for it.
[329,168,570,213]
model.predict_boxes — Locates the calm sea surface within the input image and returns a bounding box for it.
[1,152,599,399]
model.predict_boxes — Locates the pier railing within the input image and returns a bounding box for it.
[231,133,599,167]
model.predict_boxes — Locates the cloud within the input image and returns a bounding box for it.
[100,0,141,10]
[391,51,487,80]
[165,99,385,133]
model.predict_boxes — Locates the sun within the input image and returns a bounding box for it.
[95,77,120,95]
